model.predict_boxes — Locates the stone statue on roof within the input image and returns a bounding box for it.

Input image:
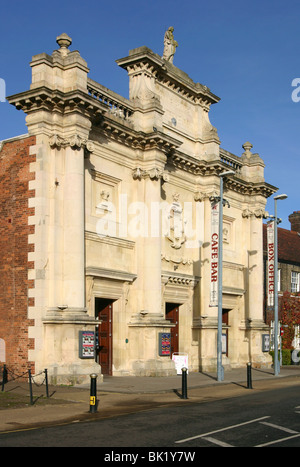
[162,27,178,64]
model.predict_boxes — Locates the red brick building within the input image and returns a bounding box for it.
[263,211,300,324]
[0,135,36,374]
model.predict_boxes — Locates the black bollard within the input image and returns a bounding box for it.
[28,369,34,405]
[247,362,253,389]
[1,365,8,392]
[181,367,188,399]
[89,373,98,413]
[44,369,49,398]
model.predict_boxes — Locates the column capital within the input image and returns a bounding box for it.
[242,208,268,219]
[49,133,94,152]
[132,167,169,181]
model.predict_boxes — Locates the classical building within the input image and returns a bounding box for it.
[0,31,277,384]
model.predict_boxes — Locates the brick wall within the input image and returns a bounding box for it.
[0,135,36,377]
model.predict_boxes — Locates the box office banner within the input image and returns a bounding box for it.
[210,202,219,307]
[267,220,275,307]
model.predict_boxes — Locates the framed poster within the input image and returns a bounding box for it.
[262,334,270,352]
[79,331,95,359]
[159,332,171,356]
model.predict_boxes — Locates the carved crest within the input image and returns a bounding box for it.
[165,193,186,249]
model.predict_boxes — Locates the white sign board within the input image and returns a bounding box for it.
[172,352,188,374]
[0,339,5,362]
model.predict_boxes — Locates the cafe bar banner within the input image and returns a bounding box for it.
[267,220,275,307]
[210,202,219,307]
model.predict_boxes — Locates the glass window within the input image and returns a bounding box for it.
[291,271,300,293]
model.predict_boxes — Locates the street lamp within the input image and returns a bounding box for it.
[273,193,288,376]
[217,170,235,382]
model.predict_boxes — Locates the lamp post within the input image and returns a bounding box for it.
[217,170,235,382]
[273,193,288,376]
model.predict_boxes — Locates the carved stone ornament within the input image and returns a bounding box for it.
[242,208,269,219]
[49,134,63,148]
[96,190,112,213]
[161,253,192,266]
[129,63,158,101]
[56,33,72,57]
[49,134,95,152]
[194,190,219,203]
[162,27,178,64]
[254,209,269,219]
[165,193,187,249]
[132,167,169,181]
[242,141,253,159]
[194,191,208,202]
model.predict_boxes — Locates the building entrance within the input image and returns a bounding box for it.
[166,303,180,357]
[222,309,230,356]
[95,298,114,375]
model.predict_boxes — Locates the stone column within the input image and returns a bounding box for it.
[129,163,176,376]
[142,169,164,319]
[22,34,101,383]
[194,190,219,372]
[248,210,264,321]
[242,208,271,366]
[62,142,85,309]
[48,134,91,314]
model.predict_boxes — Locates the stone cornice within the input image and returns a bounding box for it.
[86,266,137,283]
[116,46,220,108]
[100,120,182,154]
[169,151,277,198]
[8,84,182,154]
[7,86,106,118]
[161,272,200,287]
[85,230,135,250]
[225,177,277,198]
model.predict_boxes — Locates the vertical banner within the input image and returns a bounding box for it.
[210,202,219,306]
[267,220,275,307]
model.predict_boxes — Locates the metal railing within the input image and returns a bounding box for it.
[1,365,49,405]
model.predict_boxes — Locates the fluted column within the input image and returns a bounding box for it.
[131,166,166,320]
[62,144,85,309]
[247,209,266,322]
[128,163,176,376]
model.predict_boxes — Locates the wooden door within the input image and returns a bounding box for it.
[222,309,229,356]
[95,298,113,375]
[166,303,180,357]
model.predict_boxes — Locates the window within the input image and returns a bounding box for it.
[291,271,300,293]
[278,269,281,292]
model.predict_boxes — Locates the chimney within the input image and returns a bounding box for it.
[289,211,300,232]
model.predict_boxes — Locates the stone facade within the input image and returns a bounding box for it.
[1,31,277,383]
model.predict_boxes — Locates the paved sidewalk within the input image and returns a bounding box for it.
[95,366,300,393]
[0,366,300,434]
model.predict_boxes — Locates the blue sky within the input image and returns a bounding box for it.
[0,0,299,229]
